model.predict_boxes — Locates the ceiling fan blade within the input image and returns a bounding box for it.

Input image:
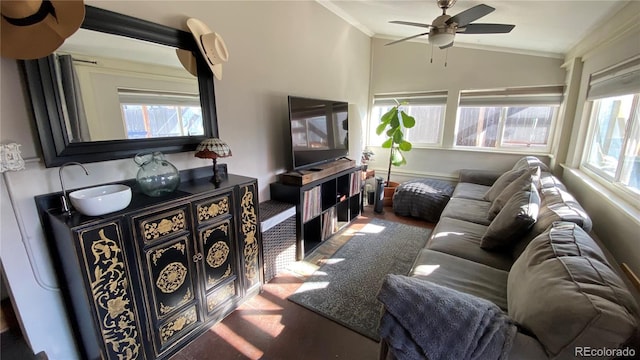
[439,41,454,49]
[458,23,515,34]
[385,32,430,46]
[389,20,432,29]
[446,4,495,27]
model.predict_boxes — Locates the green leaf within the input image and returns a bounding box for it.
[375,122,387,135]
[400,111,416,128]
[393,131,403,144]
[391,148,405,166]
[389,113,400,129]
[381,107,396,123]
[381,138,393,148]
[399,140,412,151]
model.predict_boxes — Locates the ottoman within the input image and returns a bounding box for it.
[393,178,455,222]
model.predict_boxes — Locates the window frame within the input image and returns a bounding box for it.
[368,91,448,148]
[580,94,640,200]
[454,87,564,153]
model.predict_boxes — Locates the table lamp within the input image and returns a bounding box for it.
[195,138,232,185]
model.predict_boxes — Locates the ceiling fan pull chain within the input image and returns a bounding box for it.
[430,44,434,64]
[444,48,449,67]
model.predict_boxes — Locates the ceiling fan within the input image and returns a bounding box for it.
[386,0,515,49]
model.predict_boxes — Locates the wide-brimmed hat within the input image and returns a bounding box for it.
[1,0,85,60]
[186,18,228,80]
[176,48,198,77]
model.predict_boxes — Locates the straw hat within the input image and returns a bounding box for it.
[1,0,85,60]
[186,18,228,80]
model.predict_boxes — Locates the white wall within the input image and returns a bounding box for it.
[559,2,640,280]
[0,1,371,358]
[366,37,565,181]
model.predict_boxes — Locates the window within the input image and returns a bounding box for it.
[369,92,446,147]
[456,87,563,151]
[582,57,640,196]
[118,89,203,139]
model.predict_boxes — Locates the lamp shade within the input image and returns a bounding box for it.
[195,138,232,159]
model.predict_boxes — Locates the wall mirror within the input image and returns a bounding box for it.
[22,5,218,167]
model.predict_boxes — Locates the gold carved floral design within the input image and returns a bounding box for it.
[81,226,141,359]
[160,307,197,344]
[241,186,260,286]
[197,197,229,222]
[159,288,192,315]
[142,211,186,241]
[207,283,235,312]
[156,262,187,294]
[206,241,229,268]
[208,264,232,287]
[151,242,186,266]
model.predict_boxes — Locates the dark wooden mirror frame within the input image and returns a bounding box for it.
[21,5,218,168]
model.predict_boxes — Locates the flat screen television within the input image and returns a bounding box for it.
[287,96,349,171]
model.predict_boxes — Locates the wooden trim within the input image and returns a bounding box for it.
[622,263,640,292]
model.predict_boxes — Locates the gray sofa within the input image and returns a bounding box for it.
[379,156,639,360]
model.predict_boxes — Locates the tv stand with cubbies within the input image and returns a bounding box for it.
[270,166,361,260]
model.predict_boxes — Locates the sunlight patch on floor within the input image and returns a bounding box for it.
[355,223,386,234]
[210,322,264,358]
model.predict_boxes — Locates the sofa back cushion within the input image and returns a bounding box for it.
[512,156,550,172]
[521,222,609,265]
[538,171,567,191]
[484,168,528,202]
[508,226,638,358]
[481,183,540,250]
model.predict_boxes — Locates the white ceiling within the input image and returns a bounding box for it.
[319,0,630,58]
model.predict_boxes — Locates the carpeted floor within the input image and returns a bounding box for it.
[288,218,431,341]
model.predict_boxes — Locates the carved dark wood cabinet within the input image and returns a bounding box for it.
[37,170,262,360]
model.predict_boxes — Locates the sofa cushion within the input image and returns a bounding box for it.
[483,168,529,202]
[531,187,593,234]
[521,221,610,266]
[427,217,513,271]
[481,183,540,250]
[538,171,567,191]
[439,198,492,226]
[508,255,638,359]
[451,182,491,201]
[511,156,550,172]
[410,249,509,310]
[488,167,541,220]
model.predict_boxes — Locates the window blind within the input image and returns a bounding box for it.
[587,56,640,100]
[373,91,448,106]
[118,89,200,106]
[459,86,564,107]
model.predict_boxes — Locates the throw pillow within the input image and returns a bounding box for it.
[488,167,540,220]
[481,183,540,250]
[483,168,528,202]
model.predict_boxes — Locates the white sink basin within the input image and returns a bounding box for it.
[69,184,132,216]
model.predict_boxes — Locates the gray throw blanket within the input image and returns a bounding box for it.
[377,274,517,360]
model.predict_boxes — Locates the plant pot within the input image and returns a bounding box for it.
[383,181,400,207]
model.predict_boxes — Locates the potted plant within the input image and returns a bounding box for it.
[375,103,415,205]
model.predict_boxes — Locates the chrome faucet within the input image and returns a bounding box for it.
[59,162,89,214]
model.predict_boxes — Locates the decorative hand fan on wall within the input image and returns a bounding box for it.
[386,0,515,49]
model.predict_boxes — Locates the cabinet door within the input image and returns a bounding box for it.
[75,221,145,360]
[143,236,202,355]
[238,183,263,294]
[198,219,237,292]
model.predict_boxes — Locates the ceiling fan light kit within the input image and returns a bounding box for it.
[428,27,456,47]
